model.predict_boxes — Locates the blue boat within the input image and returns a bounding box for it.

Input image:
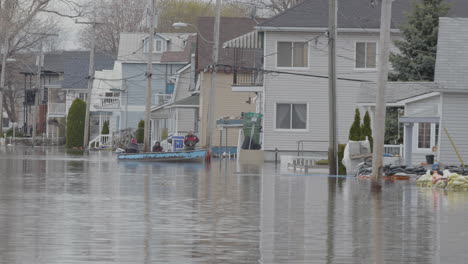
[117,149,207,162]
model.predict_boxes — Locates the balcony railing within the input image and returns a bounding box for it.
[48,103,66,116]
[233,69,264,87]
[154,93,172,107]
[95,97,120,109]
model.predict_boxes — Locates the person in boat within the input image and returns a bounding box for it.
[184,130,199,151]
[126,138,139,153]
[152,141,163,152]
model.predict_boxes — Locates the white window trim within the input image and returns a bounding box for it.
[273,102,309,132]
[354,41,378,71]
[413,122,437,153]
[143,37,166,54]
[275,41,310,70]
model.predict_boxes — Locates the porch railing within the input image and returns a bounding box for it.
[95,97,120,109]
[233,69,263,87]
[384,144,404,157]
[89,134,112,149]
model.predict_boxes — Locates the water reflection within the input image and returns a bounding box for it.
[0,147,467,263]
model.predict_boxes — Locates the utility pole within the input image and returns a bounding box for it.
[328,0,338,175]
[205,0,222,161]
[371,0,393,188]
[31,33,58,144]
[144,0,156,152]
[76,20,99,149]
[0,37,8,135]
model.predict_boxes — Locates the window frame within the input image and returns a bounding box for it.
[275,41,309,69]
[354,41,378,71]
[413,122,438,153]
[274,102,309,132]
[143,37,166,54]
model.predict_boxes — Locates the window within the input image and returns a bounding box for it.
[143,37,165,53]
[355,42,377,69]
[276,103,307,130]
[78,92,87,101]
[105,92,120,97]
[277,42,308,67]
[418,123,431,149]
[155,40,163,53]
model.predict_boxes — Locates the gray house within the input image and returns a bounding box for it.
[116,32,194,130]
[223,0,468,161]
[358,17,468,166]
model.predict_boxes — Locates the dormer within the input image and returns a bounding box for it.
[142,34,170,54]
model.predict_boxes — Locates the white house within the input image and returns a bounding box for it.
[358,17,468,166]
[223,0,467,161]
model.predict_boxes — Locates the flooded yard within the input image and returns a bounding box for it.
[0,147,467,263]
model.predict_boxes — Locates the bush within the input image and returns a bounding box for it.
[349,109,361,141]
[316,159,329,166]
[136,120,144,143]
[338,144,347,175]
[101,121,109,135]
[66,99,86,148]
[361,110,373,149]
[3,127,24,138]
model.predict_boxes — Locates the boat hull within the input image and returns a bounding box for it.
[117,149,207,162]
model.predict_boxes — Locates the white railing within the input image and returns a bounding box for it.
[384,144,404,157]
[154,93,172,106]
[89,134,112,149]
[95,97,120,109]
[48,103,66,115]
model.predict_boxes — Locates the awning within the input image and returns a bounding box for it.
[223,31,264,49]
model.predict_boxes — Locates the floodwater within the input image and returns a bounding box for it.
[0,147,467,264]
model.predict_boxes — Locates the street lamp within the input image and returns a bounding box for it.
[172,22,214,44]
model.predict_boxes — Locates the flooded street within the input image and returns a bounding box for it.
[0,147,467,263]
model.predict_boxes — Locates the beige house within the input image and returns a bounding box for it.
[198,71,255,147]
[195,17,262,149]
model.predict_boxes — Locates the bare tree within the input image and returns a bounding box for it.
[0,0,84,124]
[230,0,304,15]
[79,0,147,53]
[79,0,248,54]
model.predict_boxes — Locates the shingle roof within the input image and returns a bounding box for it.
[259,0,468,30]
[61,51,116,89]
[196,17,266,71]
[358,82,440,104]
[160,35,196,63]
[171,94,199,106]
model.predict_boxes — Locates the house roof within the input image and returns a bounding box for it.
[160,35,196,63]
[170,94,199,107]
[61,51,116,89]
[258,0,468,30]
[118,32,193,62]
[358,82,440,104]
[196,17,266,71]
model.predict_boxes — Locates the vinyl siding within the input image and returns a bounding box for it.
[435,18,468,90]
[405,95,441,165]
[122,63,185,106]
[173,66,192,101]
[439,93,468,164]
[199,72,256,147]
[263,31,400,151]
[176,108,196,133]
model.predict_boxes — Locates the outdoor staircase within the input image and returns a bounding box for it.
[89,134,112,149]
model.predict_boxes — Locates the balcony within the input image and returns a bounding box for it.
[232,69,264,92]
[94,97,121,110]
[48,103,66,117]
[154,93,173,107]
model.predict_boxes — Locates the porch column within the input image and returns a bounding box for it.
[404,123,414,166]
